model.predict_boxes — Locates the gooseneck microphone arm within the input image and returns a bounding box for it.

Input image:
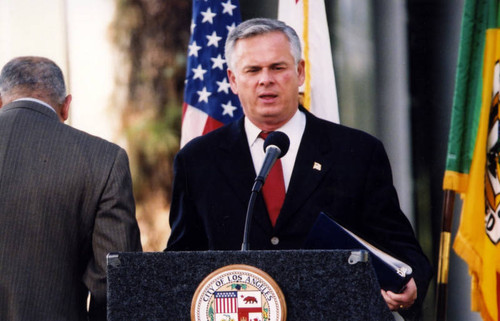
[241,131,290,251]
[241,188,259,251]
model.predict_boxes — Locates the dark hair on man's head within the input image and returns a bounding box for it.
[0,56,66,104]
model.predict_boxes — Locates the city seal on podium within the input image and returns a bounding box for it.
[191,264,286,321]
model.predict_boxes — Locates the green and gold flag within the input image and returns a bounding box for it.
[445,0,500,320]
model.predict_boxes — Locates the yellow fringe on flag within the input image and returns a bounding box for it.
[302,0,311,111]
[442,170,469,194]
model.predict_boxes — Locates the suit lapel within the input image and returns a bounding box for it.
[275,112,334,230]
[215,119,274,233]
[216,119,252,200]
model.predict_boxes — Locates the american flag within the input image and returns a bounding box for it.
[214,291,238,313]
[181,0,243,147]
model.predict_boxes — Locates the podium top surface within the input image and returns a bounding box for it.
[107,250,394,321]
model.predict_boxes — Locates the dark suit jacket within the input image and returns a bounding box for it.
[166,108,432,318]
[0,101,142,320]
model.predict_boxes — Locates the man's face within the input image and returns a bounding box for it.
[228,31,305,131]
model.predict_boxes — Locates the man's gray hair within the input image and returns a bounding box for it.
[0,56,67,104]
[224,18,302,70]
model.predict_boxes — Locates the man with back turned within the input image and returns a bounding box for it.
[166,18,432,319]
[0,56,142,320]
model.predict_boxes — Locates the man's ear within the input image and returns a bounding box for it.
[59,94,72,122]
[297,59,305,86]
[0,95,3,108]
[227,69,238,95]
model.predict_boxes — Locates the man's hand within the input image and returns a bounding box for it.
[380,278,417,311]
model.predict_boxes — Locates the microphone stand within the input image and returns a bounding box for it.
[241,178,265,251]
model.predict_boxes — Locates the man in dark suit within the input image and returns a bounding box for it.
[0,56,142,320]
[166,18,432,319]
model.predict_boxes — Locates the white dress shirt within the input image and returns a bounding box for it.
[245,109,306,191]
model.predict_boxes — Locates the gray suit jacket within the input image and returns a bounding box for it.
[0,101,142,320]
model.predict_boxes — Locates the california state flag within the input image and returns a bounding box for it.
[278,0,339,123]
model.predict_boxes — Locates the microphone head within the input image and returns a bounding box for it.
[263,131,290,158]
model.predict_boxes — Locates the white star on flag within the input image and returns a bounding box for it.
[197,87,212,103]
[221,100,237,117]
[226,22,237,33]
[221,0,237,15]
[201,7,216,24]
[211,55,226,70]
[206,31,222,47]
[188,41,202,57]
[216,78,231,93]
[192,64,207,80]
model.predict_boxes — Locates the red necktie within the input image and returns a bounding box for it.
[259,131,286,226]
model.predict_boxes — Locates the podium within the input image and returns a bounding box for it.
[107,250,394,320]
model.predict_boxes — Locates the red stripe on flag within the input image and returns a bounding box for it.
[202,116,224,135]
[181,102,189,123]
[216,297,237,313]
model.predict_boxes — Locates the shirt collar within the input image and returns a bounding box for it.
[245,118,263,148]
[245,109,306,147]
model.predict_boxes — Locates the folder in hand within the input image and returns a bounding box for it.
[303,212,412,293]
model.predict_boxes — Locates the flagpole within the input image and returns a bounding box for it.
[435,189,456,321]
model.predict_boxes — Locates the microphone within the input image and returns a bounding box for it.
[242,131,290,251]
[252,131,290,193]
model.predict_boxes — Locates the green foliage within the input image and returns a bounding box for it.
[109,0,191,249]
[125,103,181,203]
[110,0,190,199]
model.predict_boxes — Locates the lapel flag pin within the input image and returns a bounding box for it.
[313,162,322,171]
